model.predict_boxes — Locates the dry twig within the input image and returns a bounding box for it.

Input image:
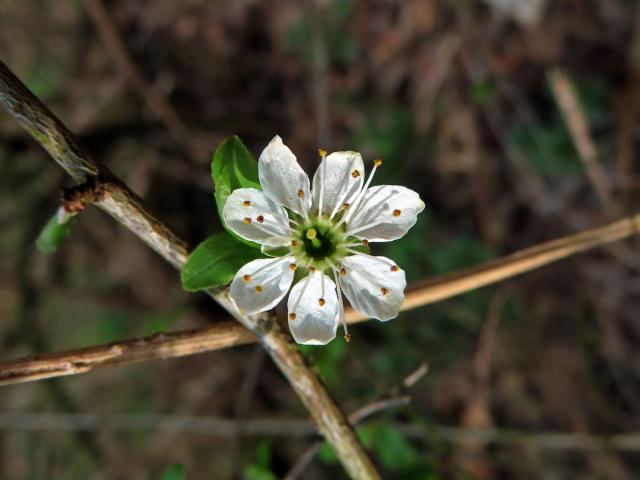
[0,59,379,480]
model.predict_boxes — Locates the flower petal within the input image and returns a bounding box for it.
[312,151,364,216]
[287,272,339,345]
[222,188,292,247]
[345,185,425,242]
[339,254,406,321]
[229,256,296,315]
[258,136,311,215]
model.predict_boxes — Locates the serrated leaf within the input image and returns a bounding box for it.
[181,232,265,291]
[36,210,75,253]
[211,136,262,248]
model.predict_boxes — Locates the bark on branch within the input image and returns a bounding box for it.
[0,60,380,480]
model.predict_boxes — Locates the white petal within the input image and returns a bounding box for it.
[312,151,364,216]
[339,254,406,321]
[258,136,311,215]
[345,185,425,242]
[222,188,292,247]
[229,256,296,315]
[287,272,339,345]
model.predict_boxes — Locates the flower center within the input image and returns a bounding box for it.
[291,216,347,270]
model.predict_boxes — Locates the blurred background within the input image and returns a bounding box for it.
[2,0,640,478]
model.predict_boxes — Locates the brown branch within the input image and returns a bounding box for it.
[0,59,380,480]
[2,210,640,385]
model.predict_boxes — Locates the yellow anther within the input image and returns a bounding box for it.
[390,265,399,272]
[243,274,252,282]
[289,313,297,320]
[340,268,347,277]
[374,159,383,167]
[243,200,251,207]
[297,189,305,198]
[318,148,327,157]
[289,263,297,271]
[243,217,252,224]
[392,209,401,217]
[351,169,360,178]
[256,215,265,223]
[381,287,389,295]
[255,285,264,293]
[344,333,351,343]
[306,228,317,240]
[318,298,326,306]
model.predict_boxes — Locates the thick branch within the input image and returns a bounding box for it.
[1,211,639,385]
[0,59,379,480]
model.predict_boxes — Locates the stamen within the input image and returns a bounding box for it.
[362,239,369,246]
[318,298,326,306]
[243,275,252,282]
[291,240,298,247]
[297,189,309,221]
[289,263,297,271]
[391,265,399,272]
[380,287,389,295]
[318,149,327,215]
[243,217,251,224]
[351,169,360,178]
[297,189,305,198]
[332,268,350,342]
[392,209,401,217]
[256,215,265,223]
[243,200,251,207]
[308,266,316,272]
[340,268,347,277]
[289,313,297,321]
[342,203,349,210]
[255,285,264,293]
[338,158,382,227]
[291,272,314,316]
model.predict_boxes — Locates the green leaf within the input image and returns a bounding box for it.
[211,136,262,248]
[180,232,265,291]
[36,210,75,253]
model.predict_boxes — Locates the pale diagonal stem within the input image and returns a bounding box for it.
[1,210,640,386]
[0,59,380,480]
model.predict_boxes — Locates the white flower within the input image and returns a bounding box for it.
[224,136,425,345]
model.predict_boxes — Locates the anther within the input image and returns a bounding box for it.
[289,313,297,321]
[318,148,327,157]
[381,287,389,295]
[243,217,252,224]
[344,333,351,343]
[340,268,347,277]
[289,263,297,271]
[362,239,369,246]
[255,285,264,293]
[392,209,401,217]
[390,265,399,272]
[351,169,360,178]
[308,266,316,272]
[243,274,252,282]
[256,215,265,223]
[374,159,383,167]
[342,203,349,209]
[306,228,317,240]
[318,298,326,306]
[291,240,298,247]
[297,189,305,198]
[242,200,251,207]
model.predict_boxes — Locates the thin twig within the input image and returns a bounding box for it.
[0,59,379,480]
[548,68,613,210]
[2,210,640,385]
